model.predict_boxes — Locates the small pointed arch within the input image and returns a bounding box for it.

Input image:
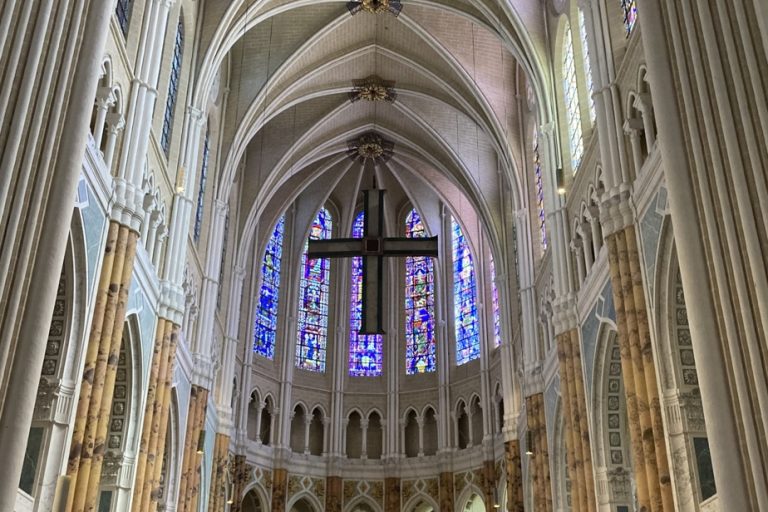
[456,399,470,449]
[345,496,382,512]
[346,410,363,459]
[247,389,262,441]
[308,406,325,455]
[290,402,309,452]
[469,394,484,446]
[403,494,440,512]
[421,406,438,456]
[260,395,275,445]
[241,484,267,512]
[366,409,384,460]
[494,382,505,434]
[288,494,323,512]
[403,408,420,458]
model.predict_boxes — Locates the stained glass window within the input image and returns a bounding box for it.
[563,24,584,172]
[193,127,209,242]
[490,258,502,348]
[579,10,596,123]
[254,216,285,358]
[621,0,638,36]
[452,218,480,365]
[217,212,229,310]
[161,19,184,156]
[349,212,383,376]
[405,209,436,374]
[296,209,332,372]
[533,128,547,250]
[115,0,134,36]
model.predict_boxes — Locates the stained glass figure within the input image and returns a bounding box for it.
[452,218,480,364]
[621,0,638,35]
[296,209,333,372]
[254,216,285,358]
[349,212,383,376]
[405,209,436,374]
[563,24,584,172]
[490,258,502,348]
[533,128,547,250]
[193,127,209,242]
[579,10,596,123]
[161,19,184,156]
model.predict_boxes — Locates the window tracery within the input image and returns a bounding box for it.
[405,209,436,374]
[193,127,209,243]
[254,216,285,359]
[296,209,332,372]
[579,10,596,123]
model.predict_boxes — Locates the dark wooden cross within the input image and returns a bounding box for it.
[307,189,438,334]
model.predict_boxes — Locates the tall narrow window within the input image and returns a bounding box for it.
[115,0,134,36]
[621,0,638,35]
[193,127,209,242]
[349,212,383,376]
[533,128,547,250]
[161,19,184,156]
[254,216,285,359]
[563,24,584,172]
[217,212,229,310]
[579,10,596,123]
[452,218,480,365]
[490,258,502,348]
[296,209,332,372]
[405,209,436,374]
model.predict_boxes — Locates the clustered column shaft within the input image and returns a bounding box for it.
[526,393,553,512]
[228,455,249,512]
[207,433,231,511]
[606,225,673,512]
[325,475,342,512]
[178,385,209,512]
[556,329,596,512]
[132,319,179,511]
[271,468,288,512]
[504,440,524,512]
[66,223,139,511]
[439,471,454,511]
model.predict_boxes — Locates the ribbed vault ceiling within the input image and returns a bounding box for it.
[194,0,548,263]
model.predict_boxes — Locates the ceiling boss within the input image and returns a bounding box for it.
[347,0,403,16]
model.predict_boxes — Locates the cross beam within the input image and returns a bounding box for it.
[307,190,438,334]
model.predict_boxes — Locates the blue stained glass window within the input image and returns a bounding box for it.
[452,218,480,364]
[405,209,436,374]
[193,127,209,242]
[349,212,383,376]
[115,0,134,36]
[490,258,502,348]
[296,209,332,372]
[254,216,285,358]
[563,24,584,172]
[161,19,184,156]
[217,212,229,310]
[533,128,547,250]
[579,10,596,123]
[621,0,638,36]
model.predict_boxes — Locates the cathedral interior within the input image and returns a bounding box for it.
[1,0,767,511]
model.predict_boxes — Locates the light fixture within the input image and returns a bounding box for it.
[525,430,534,456]
[556,168,567,196]
[493,487,501,509]
[197,430,206,454]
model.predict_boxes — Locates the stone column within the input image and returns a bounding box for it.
[526,393,553,512]
[361,418,369,459]
[504,440,524,512]
[229,455,248,512]
[571,239,586,284]
[303,416,312,455]
[271,468,288,512]
[623,118,645,174]
[92,87,115,149]
[207,433,231,512]
[103,111,125,171]
[384,477,400,512]
[439,471,454,511]
[254,401,264,443]
[178,385,209,512]
[326,475,342,512]
[133,319,180,511]
[417,416,425,456]
[66,224,140,511]
[556,329,596,512]
[633,93,655,150]
[639,1,756,508]
[605,223,673,512]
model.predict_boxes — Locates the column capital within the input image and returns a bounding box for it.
[600,187,635,235]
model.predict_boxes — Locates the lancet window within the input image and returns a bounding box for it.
[193,127,209,242]
[254,216,285,358]
[161,18,184,156]
[563,23,584,171]
[452,218,480,364]
[349,211,383,376]
[405,208,436,374]
[296,209,332,372]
